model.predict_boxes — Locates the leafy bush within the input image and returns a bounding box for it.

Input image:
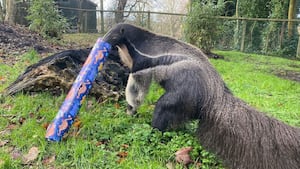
[27,0,69,38]
[184,0,224,53]
[275,34,298,58]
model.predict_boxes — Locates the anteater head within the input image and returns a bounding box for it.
[103,23,152,54]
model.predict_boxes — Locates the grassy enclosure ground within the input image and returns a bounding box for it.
[0,39,300,169]
[62,33,101,48]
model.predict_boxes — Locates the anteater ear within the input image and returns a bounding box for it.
[117,45,133,69]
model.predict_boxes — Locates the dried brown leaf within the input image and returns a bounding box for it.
[22,146,39,164]
[5,146,14,153]
[95,141,105,146]
[86,100,94,110]
[121,144,129,149]
[1,104,12,110]
[0,76,6,84]
[0,140,9,147]
[175,147,194,166]
[29,112,35,118]
[116,151,128,164]
[7,124,17,130]
[11,149,22,160]
[73,119,82,128]
[19,117,26,125]
[42,155,56,165]
[36,116,45,123]
[42,122,50,130]
[116,151,128,163]
[117,151,128,158]
[0,129,11,136]
[195,162,202,168]
[114,103,120,109]
[95,139,109,146]
[0,159,4,166]
[66,118,82,138]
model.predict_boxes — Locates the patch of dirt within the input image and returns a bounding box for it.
[0,23,79,65]
[274,69,300,83]
[207,52,224,59]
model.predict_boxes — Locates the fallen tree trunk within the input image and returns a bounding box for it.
[4,48,129,102]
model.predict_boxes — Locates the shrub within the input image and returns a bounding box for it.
[184,0,224,53]
[27,0,69,38]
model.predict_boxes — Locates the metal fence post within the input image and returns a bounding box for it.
[296,25,300,59]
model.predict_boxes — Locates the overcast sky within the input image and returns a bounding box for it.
[90,0,188,13]
[0,0,188,14]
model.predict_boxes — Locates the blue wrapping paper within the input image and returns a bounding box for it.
[45,38,111,141]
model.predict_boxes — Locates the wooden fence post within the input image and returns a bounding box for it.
[297,25,300,58]
[240,21,247,52]
[100,0,104,34]
[147,10,151,30]
[297,36,300,58]
[234,0,240,49]
[84,11,88,32]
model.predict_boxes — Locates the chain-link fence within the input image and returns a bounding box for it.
[57,7,300,58]
[58,7,186,39]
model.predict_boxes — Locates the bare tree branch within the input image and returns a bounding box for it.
[124,0,139,17]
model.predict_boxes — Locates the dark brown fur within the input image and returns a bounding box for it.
[103,23,300,169]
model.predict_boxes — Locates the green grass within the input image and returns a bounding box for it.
[0,50,299,168]
[212,51,300,126]
[62,33,102,48]
[0,50,41,91]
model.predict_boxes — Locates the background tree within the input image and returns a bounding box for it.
[114,0,144,24]
[0,0,5,22]
[115,0,127,23]
[4,0,16,25]
[155,0,187,38]
[236,0,270,52]
[132,0,149,27]
[262,0,289,55]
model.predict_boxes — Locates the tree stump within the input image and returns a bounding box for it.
[4,48,129,102]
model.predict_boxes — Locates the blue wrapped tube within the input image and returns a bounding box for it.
[45,38,111,141]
